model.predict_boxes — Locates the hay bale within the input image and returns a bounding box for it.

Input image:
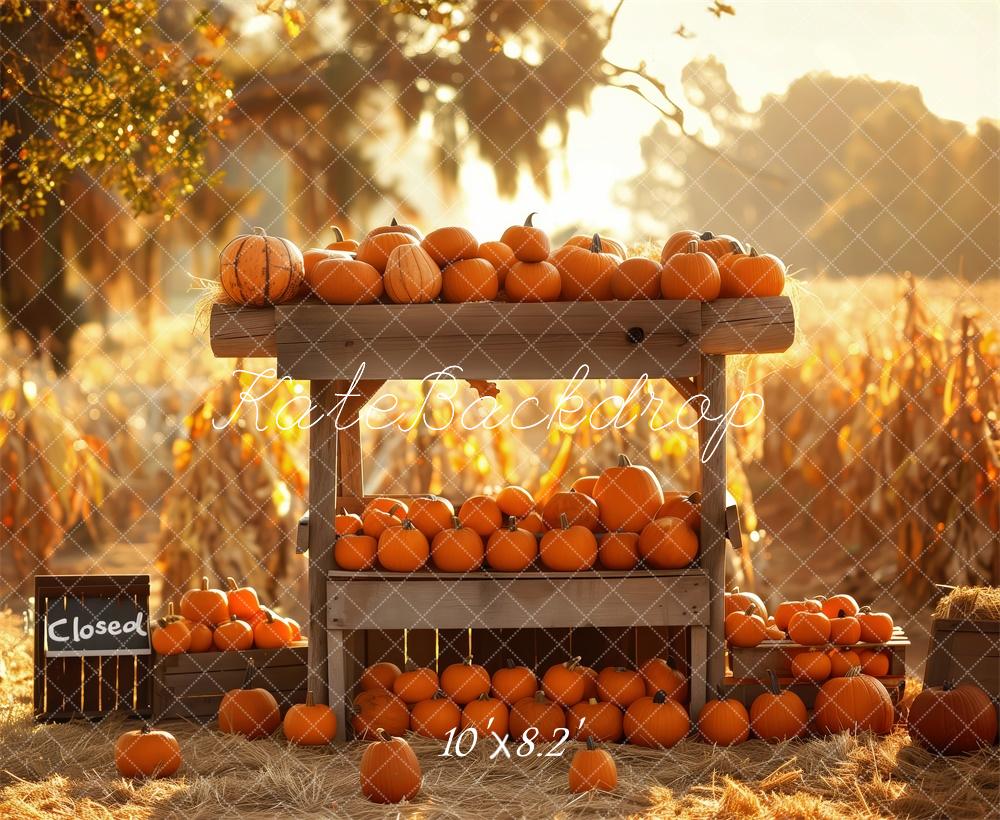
[933,586,1000,621]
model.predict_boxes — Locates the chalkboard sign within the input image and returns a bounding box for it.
[45,594,150,657]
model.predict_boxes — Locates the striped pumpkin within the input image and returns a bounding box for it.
[219,227,303,306]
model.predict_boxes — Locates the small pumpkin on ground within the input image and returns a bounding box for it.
[510,690,567,741]
[485,516,538,571]
[908,681,998,754]
[568,698,625,742]
[623,690,690,748]
[661,240,721,301]
[568,737,618,793]
[542,657,590,707]
[377,519,430,572]
[360,730,422,804]
[505,260,561,302]
[114,725,182,778]
[698,686,750,746]
[180,576,229,626]
[431,516,485,572]
[352,689,410,738]
[441,659,491,705]
[749,671,807,741]
[813,667,894,735]
[410,692,462,740]
[355,230,417,273]
[539,513,598,571]
[596,666,646,708]
[492,660,538,707]
[218,662,281,740]
[151,603,192,656]
[422,226,479,265]
[334,533,378,571]
[462,693,510,737]
[219,227,304,306]
[283,691,337,745]
[501,212,550,262]
[612,256,661,300]
[593,454,664,533]
[308,258,384,305]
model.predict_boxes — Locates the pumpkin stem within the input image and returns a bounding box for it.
[332,225,345,242]
[253,226,267,236]
[589,233,602,253]
[566,656,582,670]
[617,454,631,468]
[731,587,740,594]
[452,515,462,530]
[685,240,698,254]
[586,736,598,751]
[767,669,780,695]
[200,576,210,591]
[140,723,153,734]
[859,606,872,614]
[227,577,239,592]
[560,513,570,530]
[699,231,715,240]
[744,605,757,616]
[845,667,861,678]
[534,690,546,703]
[305,691,315,707]
[728,239,744,254]
[388,503,401,517]
[943,680,953,691]
[749,247,759,257]
[652,690,667,704]
[401,519,416,530]
[505,515,518,531]
[524,212,538,227]
[506,658,516,669]
[375,727,390,741]
[390,217,399,226]
[588,697,599,705]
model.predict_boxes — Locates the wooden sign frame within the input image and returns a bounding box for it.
[34,575,153,722]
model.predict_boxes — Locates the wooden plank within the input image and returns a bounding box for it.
[99,656,118,713]
[722,676,906,710]
[573,626,629,669]
[406,630,438,669]
[698,354,728,708]
[155,645,308,675]
[209,303,277,357]
[699,297,795,354]
[689,626,708,716]
[82,657,101,714]
[328,573,710,631]
[535,628,572,677]
[495,628,537,669]
[729,636,909,679]
[470,628,505,673]
[437,628,469,669]
[275,301,701,381]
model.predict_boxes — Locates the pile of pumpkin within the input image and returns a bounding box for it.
[725,589,898,681]
[219,217,786,307]
[150,577,302,655]
[334,455,699,573]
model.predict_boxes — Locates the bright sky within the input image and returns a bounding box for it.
[451,0,1000,240]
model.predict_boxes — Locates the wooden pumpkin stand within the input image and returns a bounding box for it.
[210,296,795,740]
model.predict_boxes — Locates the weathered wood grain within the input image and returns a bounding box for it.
[699,297,795,354]
[209,303,277,357]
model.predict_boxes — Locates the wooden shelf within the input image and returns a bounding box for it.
[210,297,795,379]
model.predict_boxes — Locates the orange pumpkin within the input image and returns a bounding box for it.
[410,693,462,740]
[187,622,214,653]
[308,258,384,305]
[822,593,860,618]
[725,605,767,648]
[359,730,422,804]
[485,516,537,571]
[518,510,547,534]
[774,598,823,631]
[505,260,561,302]
[908,682,998,754]
[827,648,861,677]
[556,234,619,301]
[790,649,832,682]
[725,249,786,297]
[724,587,768,621]
[366,217,423,240]
[749,671,806,741]
[362,498,407,538]
[568,737,618,793]
[787,610,831,645]
[408,495,455,540]
[611,256,661,300]
[461,693,510,737]
[593,454,664,533]
[661,240,721,301]
[355,231,417,273]
[539,513,598,571]
[857,607,894,643]
[325,225,359,252]
[422,226,478,265]
[695,231,741,261]
[638,517,699,569]
[384,243,442,304]
[441,257,498,303]
[656,493,701,530]
[568,698,624,742]
[501,212,550,262]
[596,667,646,708]
[431,516,485,572]
[492,660,538,707]
[541,491,599,531]
[813,667,894,735]
[598,531,640,570]
[458,495,503,537]
[659,229,701,262]
[571,475,599,497]
[829,614,862,646]
[563,233,626,258]
[716,240,750,297]
[377,519,430,572]
[253,611,293,649]
[213,616,254,651]
[180,576,229,626]
[858,649,890,677]
[218,667,281,740]
[352,689,410,738]
[697,687,751,746]
[440,659,491,705]
[219,228,303,306]
[496,485,535,518]
[392,664,439,704]
[623,691,690,748]
[510,690,566,741]
[639,658,688,702]
[334,533,378,571]
[478,241,516,287]
[359,662,402,692]
[335,510,364,535]
[151,604,191,656]
[542,657,589,707]
[283,691,337,745]
[114,725,182,778]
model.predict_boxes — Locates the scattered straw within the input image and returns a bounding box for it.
[2,612,998,819]
[933,586,1000,621]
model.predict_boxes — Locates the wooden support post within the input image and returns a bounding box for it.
[698,354,728,712]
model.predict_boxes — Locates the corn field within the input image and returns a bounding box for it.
[1,274,996,606]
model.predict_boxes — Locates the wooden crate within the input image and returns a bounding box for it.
[721,674,907,710]
[924,618,1000,696]
[151,643,308,721]
[34,575,152,722]
[728,627,910,679]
